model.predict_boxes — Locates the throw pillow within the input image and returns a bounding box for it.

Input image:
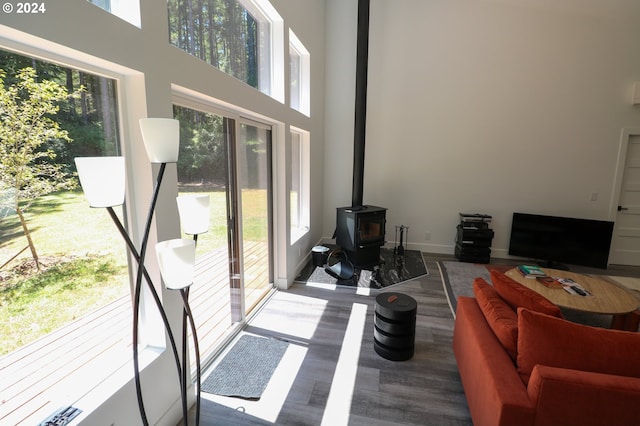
[490,269,563,318]
[472,277,518,361]
[517,308,640,384]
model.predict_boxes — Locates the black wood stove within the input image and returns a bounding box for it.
[335,205,386,267]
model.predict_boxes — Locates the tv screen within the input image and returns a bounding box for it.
[508,212,614,269]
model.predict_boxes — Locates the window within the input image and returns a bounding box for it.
[0,49,133,421]
[289,30,310,116]
[290,127,309,243]
[87,0,141,27]
[0,50,128,355]
[168,0,284,101]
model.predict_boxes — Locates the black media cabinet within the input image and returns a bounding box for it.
[455,213,494,264]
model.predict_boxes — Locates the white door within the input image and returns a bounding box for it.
[610,134,640,266]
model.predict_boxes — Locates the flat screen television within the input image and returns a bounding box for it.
[508,212,614,269]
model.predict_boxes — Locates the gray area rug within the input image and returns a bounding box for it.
[438,261,490,314]
[201,334,289,400]
[438,261,613,327]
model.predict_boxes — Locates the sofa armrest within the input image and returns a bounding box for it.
[453,297,535,426]
[528,364,640,426]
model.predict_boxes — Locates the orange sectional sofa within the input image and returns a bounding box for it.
[452,270,640,426]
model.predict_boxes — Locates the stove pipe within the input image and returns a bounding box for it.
[352,0,370,209]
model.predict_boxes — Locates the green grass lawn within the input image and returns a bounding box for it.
[0,188,253,356]
[0,191,131,355]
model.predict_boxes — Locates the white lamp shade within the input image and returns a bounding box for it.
[156,239,196,290]
[75,156,126,208]
[176,194,210,235]
[139,118,180,163]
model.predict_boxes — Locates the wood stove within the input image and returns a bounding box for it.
[336,206,387,266]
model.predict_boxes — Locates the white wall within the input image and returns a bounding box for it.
[324,0,640,257]
[323,0,358,220]
[0,0,325,423]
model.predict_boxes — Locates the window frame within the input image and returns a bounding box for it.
[290,126,310,243]
[87,0,141,27]
[289,30,310,116]
[240,0,284,102]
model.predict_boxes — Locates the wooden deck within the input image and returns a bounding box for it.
[0,241,271,425]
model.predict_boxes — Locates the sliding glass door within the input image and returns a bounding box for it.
[173,104,273,368]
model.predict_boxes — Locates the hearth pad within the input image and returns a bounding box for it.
[296,248,428,288]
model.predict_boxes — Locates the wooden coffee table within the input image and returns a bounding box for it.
[505,268,639,327]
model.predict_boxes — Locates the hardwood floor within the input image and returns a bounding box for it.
[183,255,473,425]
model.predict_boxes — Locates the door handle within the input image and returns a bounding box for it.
[618,205,629,211]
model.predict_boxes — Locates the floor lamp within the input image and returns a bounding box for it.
[74,118,188,426]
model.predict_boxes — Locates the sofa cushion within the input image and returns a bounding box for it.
[473,277,518,361]
[517,308,640,384]
[490,269,563,318]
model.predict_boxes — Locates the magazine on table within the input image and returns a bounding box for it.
[556,278,591,296]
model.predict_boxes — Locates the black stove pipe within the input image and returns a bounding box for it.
[352,0,370,209]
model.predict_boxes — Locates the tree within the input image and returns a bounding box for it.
[0,67,81,270]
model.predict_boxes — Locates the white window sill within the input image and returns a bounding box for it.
[290,226,309,244]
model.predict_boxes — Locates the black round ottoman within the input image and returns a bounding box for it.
[374,292,417,361]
